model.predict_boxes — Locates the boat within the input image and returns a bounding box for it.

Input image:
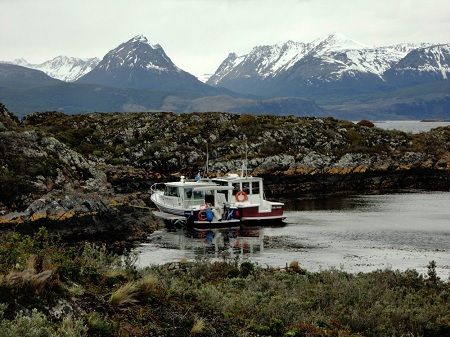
[150,176,241,226]
[208,174,285,222]
[150,173,285,225]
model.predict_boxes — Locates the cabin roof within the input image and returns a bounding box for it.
[212,176,262,183]
[165,181,217,188]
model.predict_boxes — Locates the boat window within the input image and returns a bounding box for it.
[166,186,179,197]
[252,182,260,194]
[185,188,193,199]
[232,183,240,195]
[242,182,250,194]
[205,191,214,205]
[193,190,204,200]
[217,190,228,202]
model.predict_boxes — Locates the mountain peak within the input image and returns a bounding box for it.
[314,33,371,52]
[126,34,162,50]
[129,34,148,43]
[76,35,211,93]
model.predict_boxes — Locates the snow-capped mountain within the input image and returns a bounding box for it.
[7,58,33,68]
[208,41,312,86]
[77,35,213,93]
[385,44,450,85]
[3,56,99,82]
[33,56,100,82]
[208,33,447,97]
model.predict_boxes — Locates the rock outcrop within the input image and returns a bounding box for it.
[22,110,449,179]
[0,103,19,131]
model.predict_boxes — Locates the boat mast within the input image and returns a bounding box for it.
[241,140,248,178]
[205,142,209,177]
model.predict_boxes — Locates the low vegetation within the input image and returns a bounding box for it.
[0,229,448,337]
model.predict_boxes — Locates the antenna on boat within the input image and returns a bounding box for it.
[240,140,248,178]
[245,141,248,177]
[205,141,209,177]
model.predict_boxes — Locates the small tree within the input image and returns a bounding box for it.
[427,260,439,285]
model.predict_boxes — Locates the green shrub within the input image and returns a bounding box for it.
[0,308,87,337]
[87,312,115,337]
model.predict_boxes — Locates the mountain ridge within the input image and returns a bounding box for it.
[1,34,449,120]
[207,33,447,97]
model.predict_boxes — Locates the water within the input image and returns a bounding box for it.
[136,192,450,278]
[374,120,450,134]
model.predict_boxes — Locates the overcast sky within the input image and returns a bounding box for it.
[1,0,449,78]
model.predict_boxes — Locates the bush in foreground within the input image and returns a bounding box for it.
[0,230,448,337]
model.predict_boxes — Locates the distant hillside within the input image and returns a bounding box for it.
[0,63,62,89]
[3,56,100,81]
[0,68,322,118]
[323,80,450,120]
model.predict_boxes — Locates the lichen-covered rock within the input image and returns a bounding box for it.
[0,128,107,211]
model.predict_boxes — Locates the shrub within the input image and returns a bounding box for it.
[109,281,140,307]
[240,261,255,277]
[0,308,87,337]
[87,312,115,337]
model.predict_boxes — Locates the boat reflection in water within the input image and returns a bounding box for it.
[185,226,264,259]
[138,223,285,265]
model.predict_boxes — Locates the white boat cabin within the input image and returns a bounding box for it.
[157,180,234,210]
[210,175,264,204]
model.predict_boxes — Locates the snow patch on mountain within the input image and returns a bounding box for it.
[34,56,100,81]
[310,33,371,55]
[404,44,450,79]
[2,56,99,81]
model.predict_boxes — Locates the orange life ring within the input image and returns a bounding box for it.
[235,190,248,202]
[198,210,207,221]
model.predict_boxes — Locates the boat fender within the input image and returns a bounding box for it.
[235,190,248,202]
[198,210,207,221]
[205,208,214,222]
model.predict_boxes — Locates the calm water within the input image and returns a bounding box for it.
[137,192,450,278]
[374,120,450,133]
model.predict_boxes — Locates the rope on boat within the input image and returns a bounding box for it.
[108,202,154,210]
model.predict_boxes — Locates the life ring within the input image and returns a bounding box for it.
[198,210,207,221]
[235,190,248,202]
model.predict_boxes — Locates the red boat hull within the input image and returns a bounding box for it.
[238,205,284,221]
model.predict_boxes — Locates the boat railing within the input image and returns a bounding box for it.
[150,183,165,194]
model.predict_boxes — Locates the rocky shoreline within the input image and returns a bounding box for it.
[1,103,449,246]
[262,168,450,198]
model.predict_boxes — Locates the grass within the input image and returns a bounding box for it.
[190,317,206,335]
[109,281,140,307]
